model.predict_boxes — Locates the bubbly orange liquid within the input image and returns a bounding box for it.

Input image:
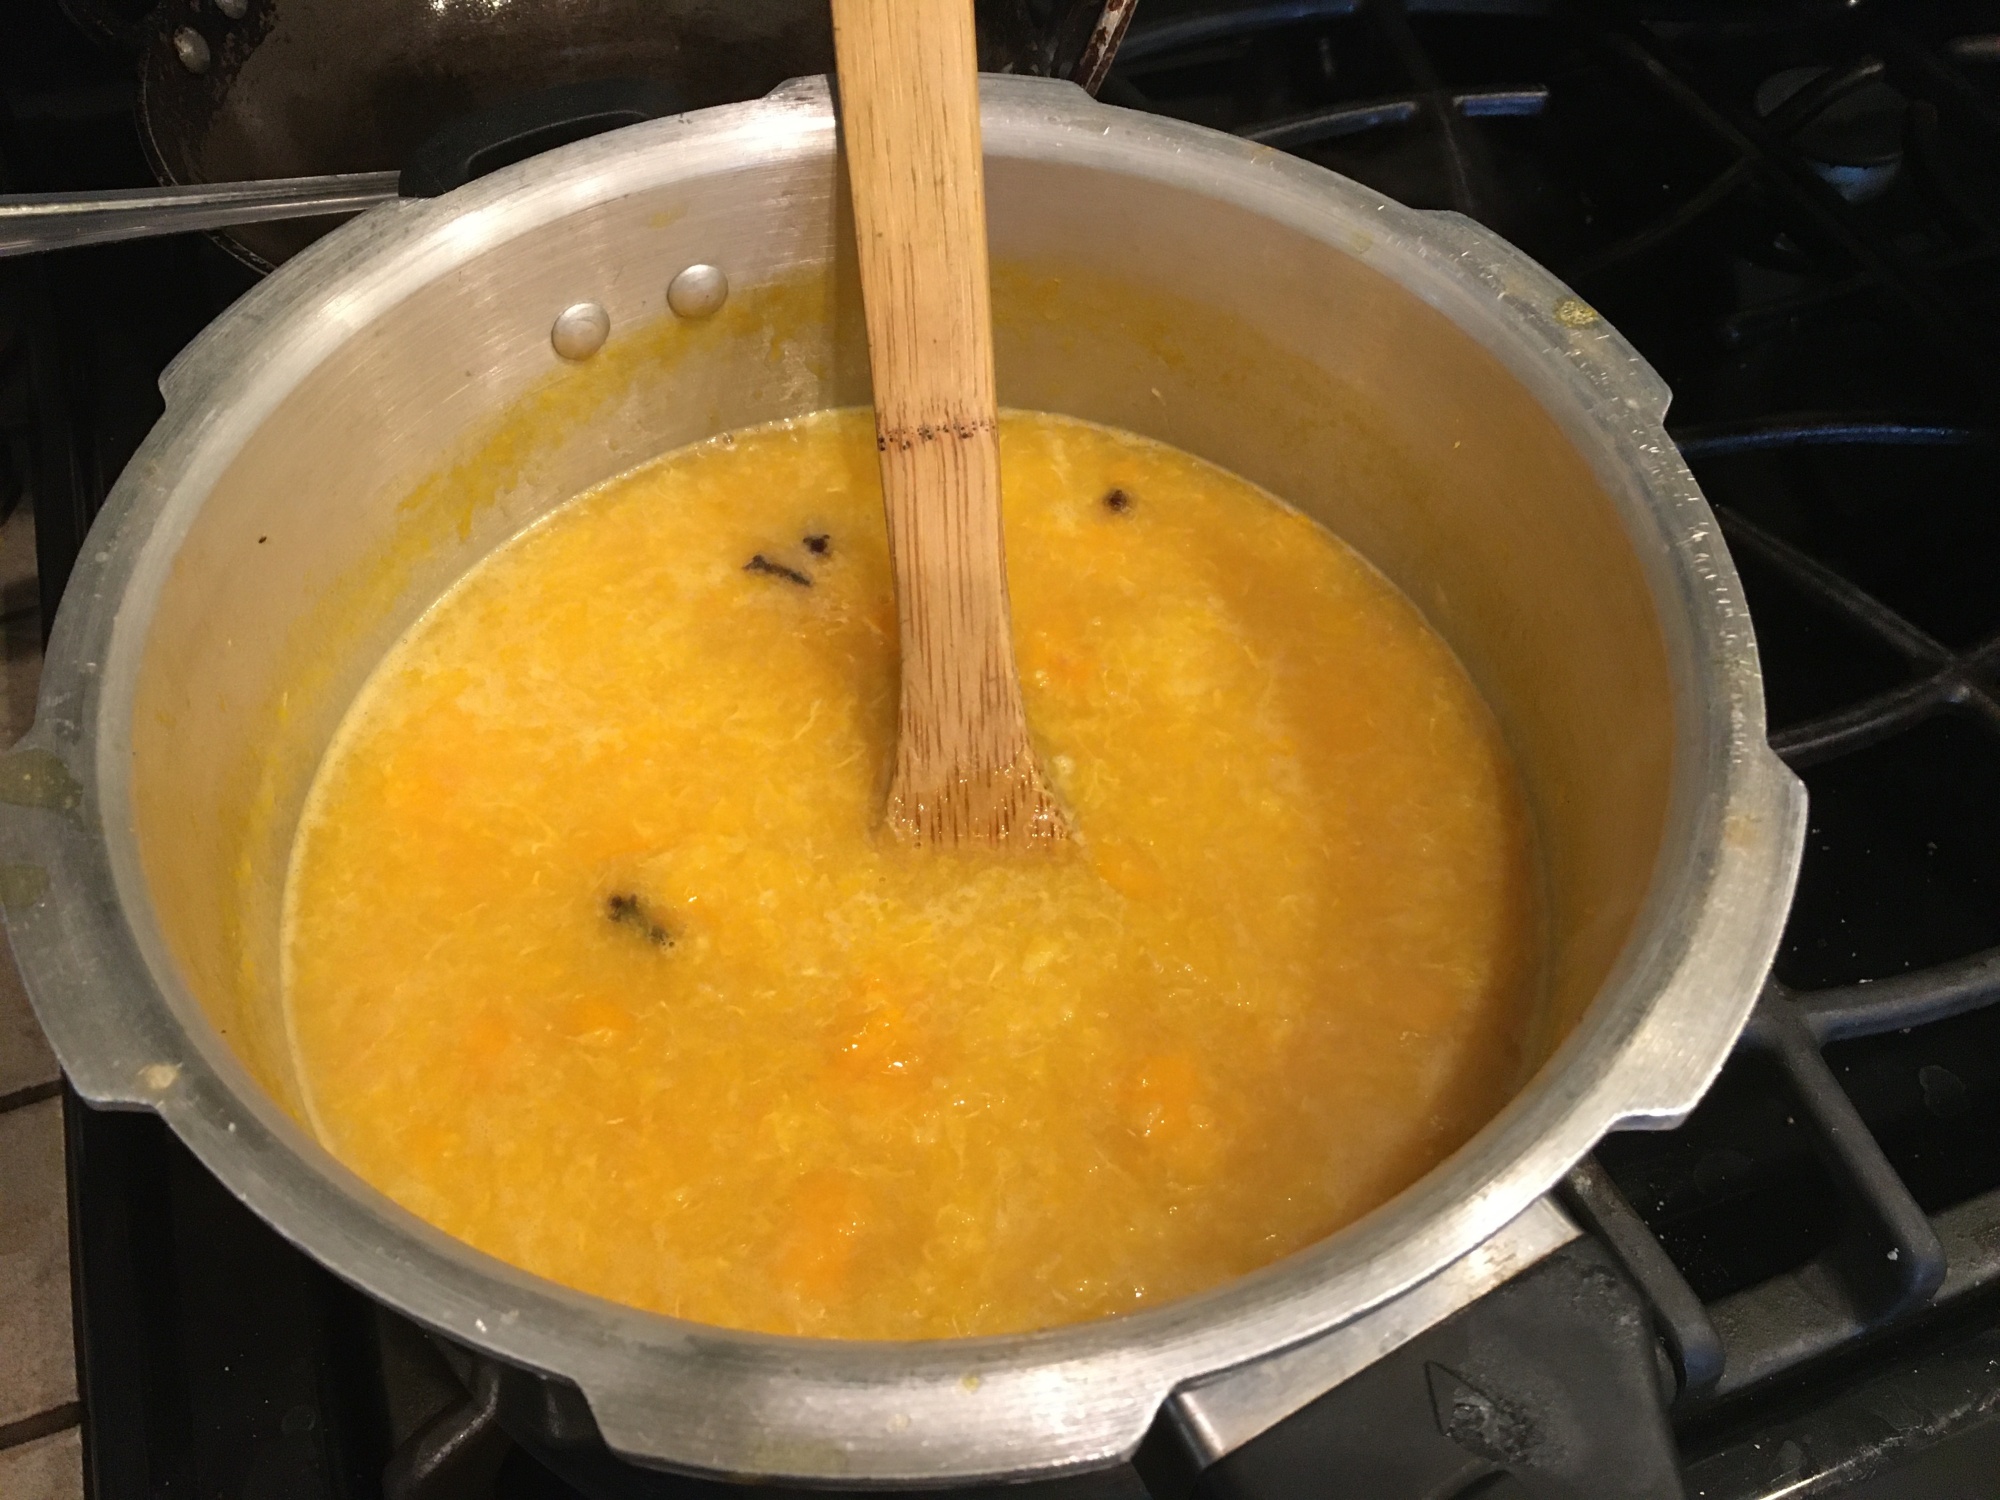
[283,409,1539,1338]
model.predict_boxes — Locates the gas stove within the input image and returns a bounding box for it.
[6,2,2000,1497]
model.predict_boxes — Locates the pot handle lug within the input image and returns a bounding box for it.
[0,735,177,1111]
[1135,1196,1581,1499]
[1601,746,1810,1131]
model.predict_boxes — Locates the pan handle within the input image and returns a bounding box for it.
[398,78,693,198]
[0,174,403,259]
[0,77,692,259]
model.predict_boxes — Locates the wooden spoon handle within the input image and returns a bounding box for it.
[830,0,1066,846]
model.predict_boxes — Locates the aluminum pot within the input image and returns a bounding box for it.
[0,75,1804,1489]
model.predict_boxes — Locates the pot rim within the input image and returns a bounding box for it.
[0,75,1805,1486]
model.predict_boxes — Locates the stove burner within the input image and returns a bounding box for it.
[1753,65,1908,204]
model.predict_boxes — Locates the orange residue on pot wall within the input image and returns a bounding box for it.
[194,274,864,1110]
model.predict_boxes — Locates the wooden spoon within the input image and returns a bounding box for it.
[830,0,1068,848]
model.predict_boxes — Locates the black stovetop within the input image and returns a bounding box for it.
[7,3,2000,1498]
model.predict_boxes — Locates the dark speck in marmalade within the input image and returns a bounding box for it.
[745,554,813,587]
[804,533,831,556]
[1103,488,1132,513]
[606,891,673,947]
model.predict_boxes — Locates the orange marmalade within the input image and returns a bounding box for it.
[282,408,1540,1338]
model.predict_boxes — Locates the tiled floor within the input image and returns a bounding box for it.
[0,502,80,1499]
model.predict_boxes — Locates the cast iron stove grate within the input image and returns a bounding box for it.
[7,2,2000,1499]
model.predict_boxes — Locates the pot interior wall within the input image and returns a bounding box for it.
[125,144,1672,1133]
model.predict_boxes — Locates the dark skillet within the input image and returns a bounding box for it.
[119,0,1123,270]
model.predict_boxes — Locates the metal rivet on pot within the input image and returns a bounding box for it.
[551,302,610,361]
[215,0,249,19]
[173,25,211,73]
[667,263,728,319]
